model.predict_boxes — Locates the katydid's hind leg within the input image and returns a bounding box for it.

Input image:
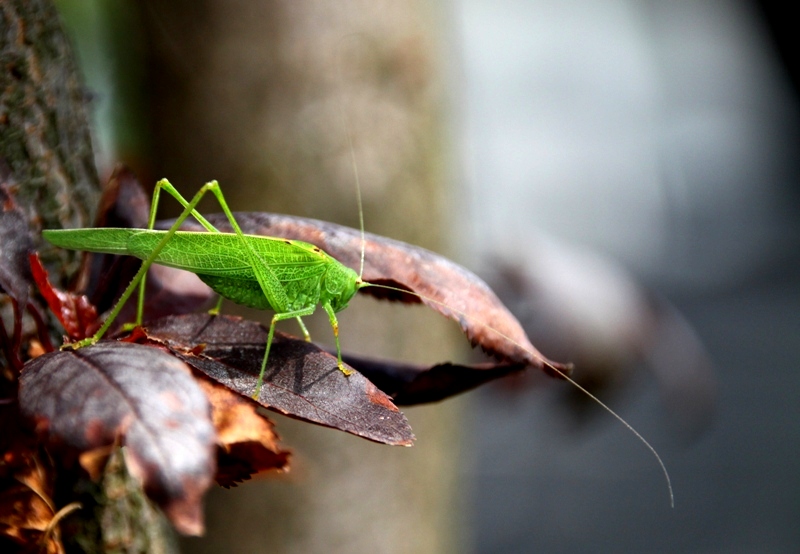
[132,179,224,327]
[322,302,351,376]
[296,317,311,342]
[150,179,220,233]
[84,182,228,346]
[253,306,317,399]
[199,182,292,316]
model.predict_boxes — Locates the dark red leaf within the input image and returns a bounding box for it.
[19,342,216,535]
[0,179,39,370]
[29,252,98,340]
[0,180,34,304]
[190,213,570,378]
[137,314,415,447]
[341,353,524,405]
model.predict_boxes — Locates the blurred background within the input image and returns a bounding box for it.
[55,0,800,552]
[458,1,800,553]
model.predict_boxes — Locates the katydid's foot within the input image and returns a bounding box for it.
[209,296,224,316]
[121,322,140,332]
[337,362,353,376]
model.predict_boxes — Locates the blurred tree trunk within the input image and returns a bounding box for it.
[137,1,464,552]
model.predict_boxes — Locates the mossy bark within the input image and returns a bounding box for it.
[0,0,98,265]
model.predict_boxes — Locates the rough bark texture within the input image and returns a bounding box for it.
[1,2,177,552]
[137,1,465,552]
[0,0,98,276]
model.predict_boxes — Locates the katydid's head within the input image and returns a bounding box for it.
[326,265,368,313]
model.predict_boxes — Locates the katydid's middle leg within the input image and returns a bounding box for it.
[208,295,224,316]
[253,306,317,399]
[295,317,311,341]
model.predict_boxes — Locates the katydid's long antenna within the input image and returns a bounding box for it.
[360,279,675,508]
[336,36,367,280]
[345,117,366,280]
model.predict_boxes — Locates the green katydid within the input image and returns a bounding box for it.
[43,178,366,399]
[43,178,674,507]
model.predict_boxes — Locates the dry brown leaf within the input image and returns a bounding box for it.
[194,374,290,487]
[0,446,65,554]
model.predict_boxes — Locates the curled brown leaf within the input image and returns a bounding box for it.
[189,212,570,377]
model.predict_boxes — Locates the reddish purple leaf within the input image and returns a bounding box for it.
[138,314,414,446]
[0,181,34,305]
[19,342,216,535]
[0,179,38,370]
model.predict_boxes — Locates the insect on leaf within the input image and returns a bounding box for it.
[19,342,216,536]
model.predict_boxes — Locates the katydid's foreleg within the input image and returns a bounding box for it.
[322,301,351,376]
[253,306,317,399]
[67,182,228,349]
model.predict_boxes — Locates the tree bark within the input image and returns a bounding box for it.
[1,2,177,552]
[0,0,98,273]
